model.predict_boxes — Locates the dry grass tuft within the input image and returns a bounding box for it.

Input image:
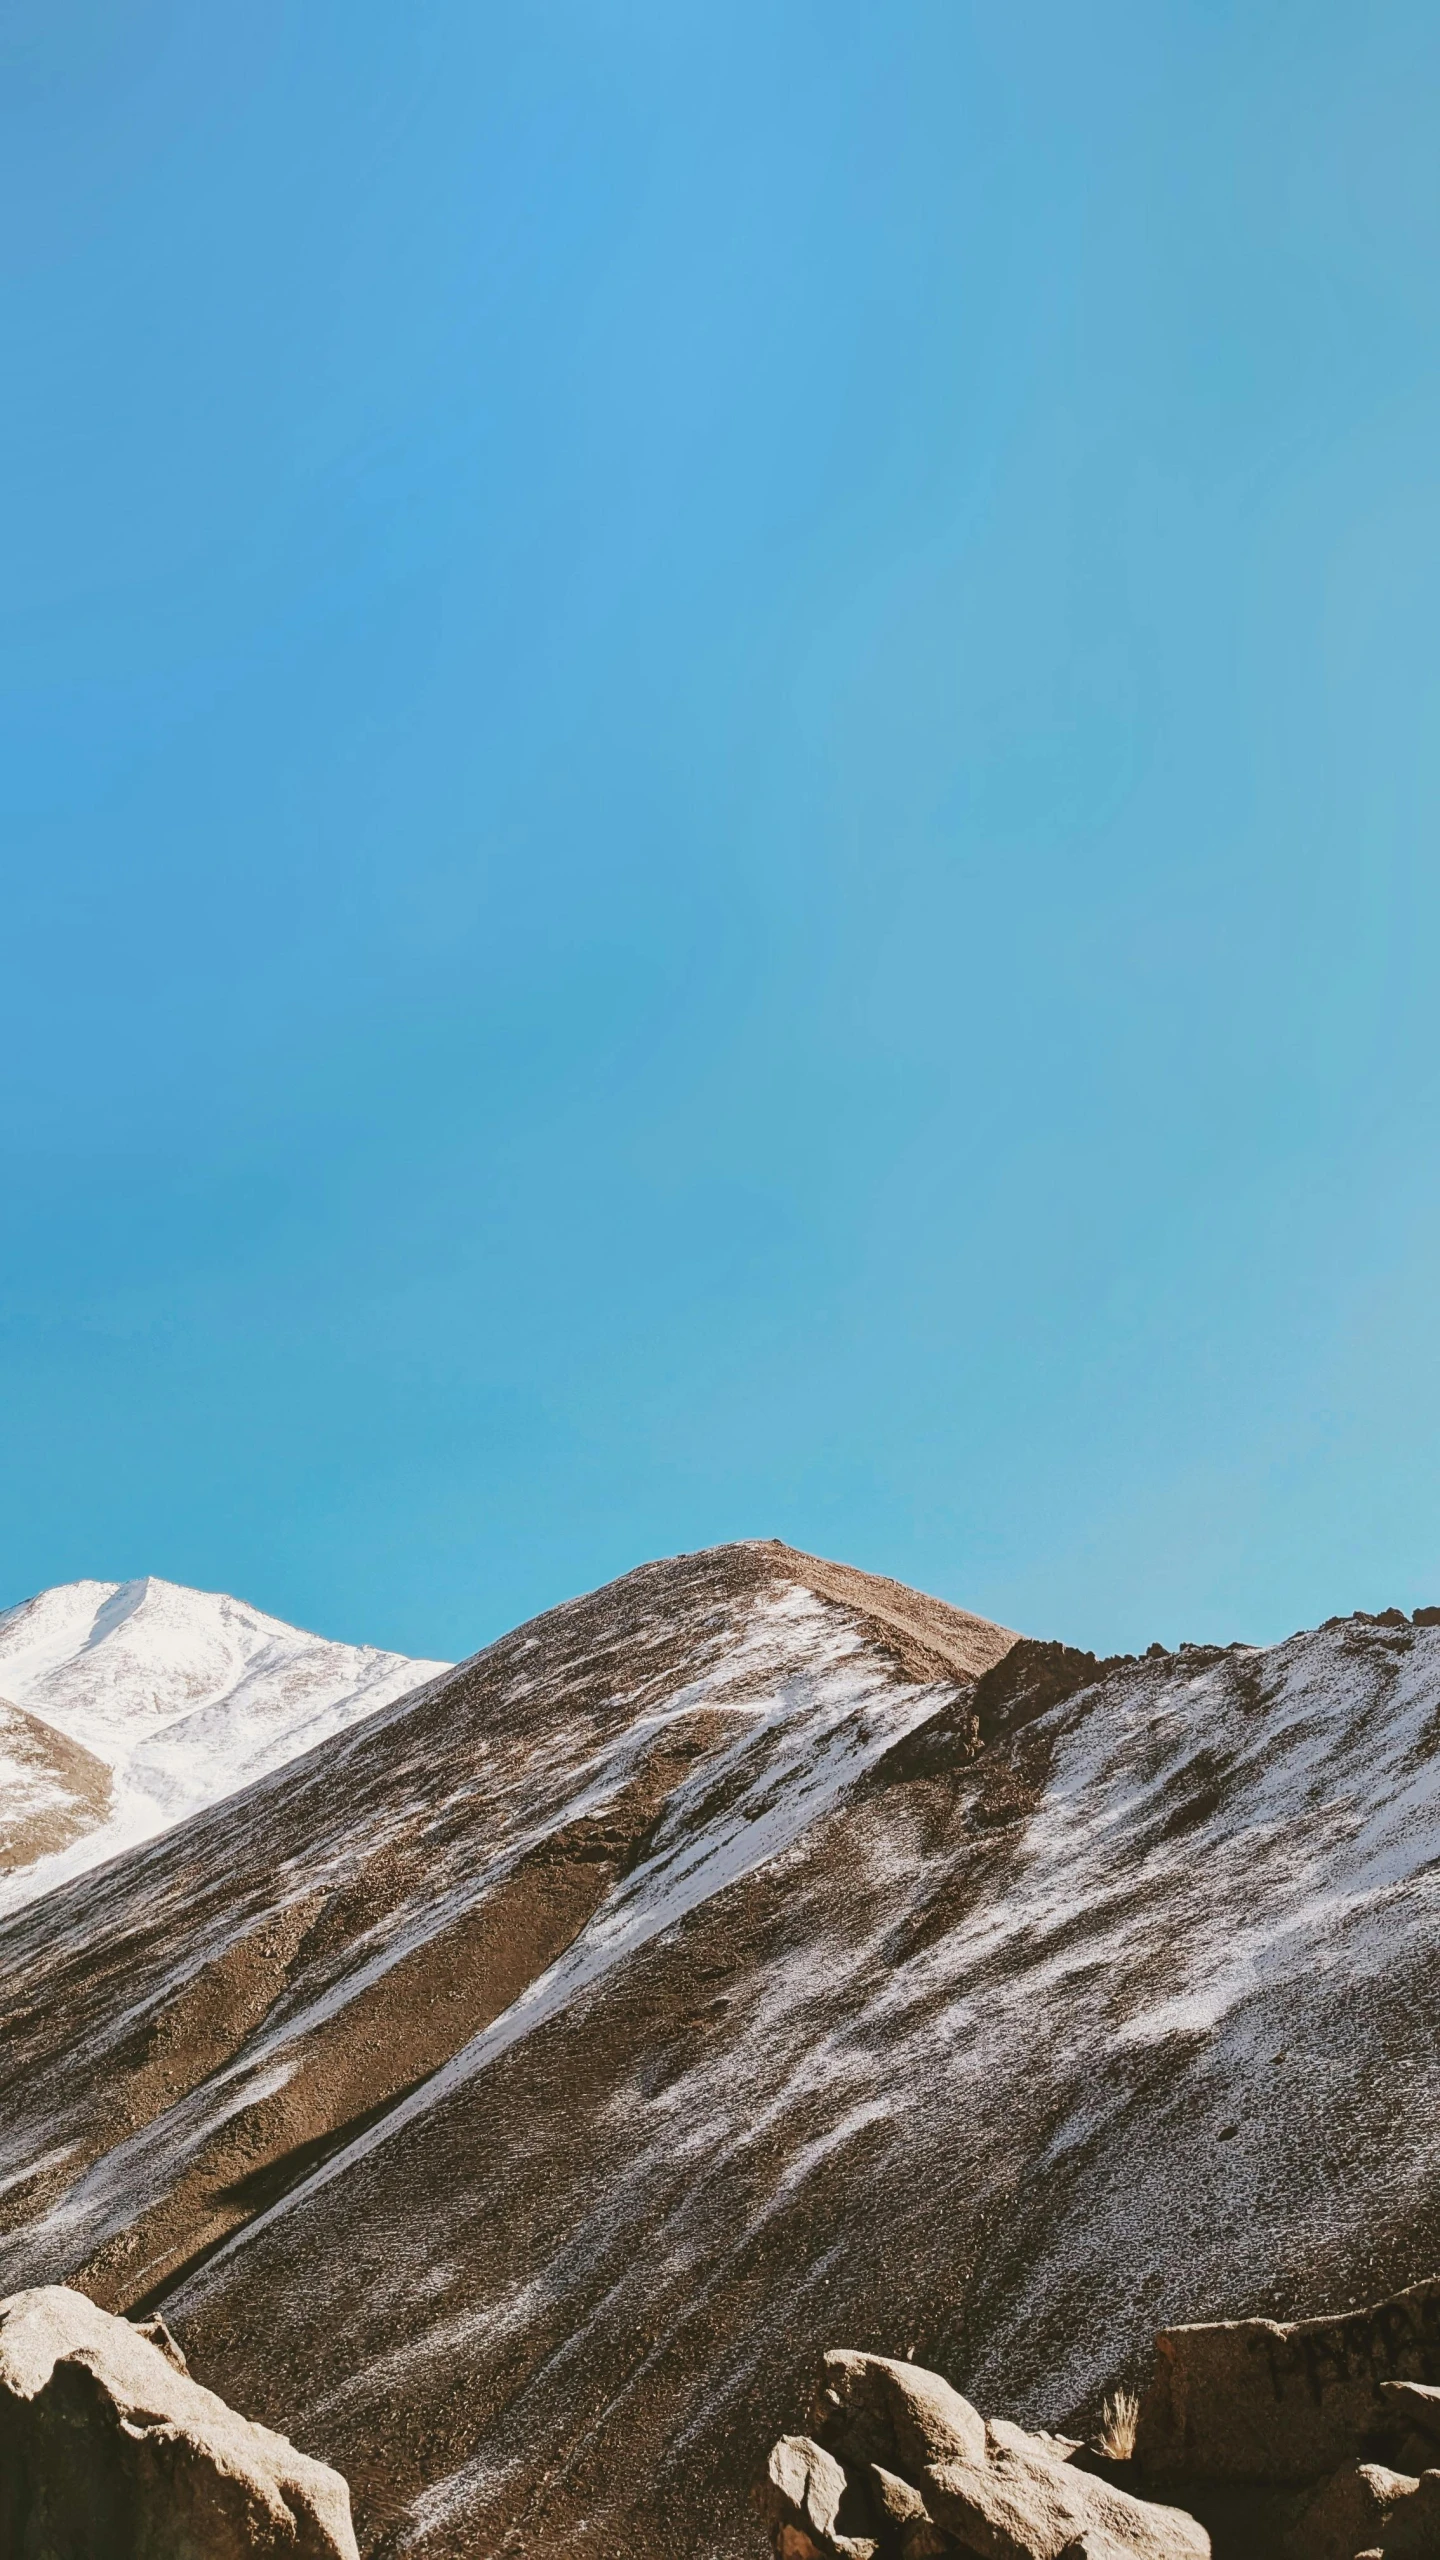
[1096,2388,1140,2462]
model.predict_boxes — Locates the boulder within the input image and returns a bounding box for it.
[1385,2385,1440,2450]
[812,2351,987,2476]
[866,2459,948,2552]
[755,2434,879,2560]
[1134,2277,1440,2484]
[1280,2461,1421,2560]
[923,2420,1210,2560]
[0,2284,358,2560]
[1385,2470,1440,2559]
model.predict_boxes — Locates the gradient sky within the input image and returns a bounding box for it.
[5,2,1440,1661]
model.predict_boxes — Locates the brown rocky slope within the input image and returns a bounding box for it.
[0,1542,1437,2558]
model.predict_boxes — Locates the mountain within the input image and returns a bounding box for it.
[0,1576,449,1912]
[0,1544,1436,2560]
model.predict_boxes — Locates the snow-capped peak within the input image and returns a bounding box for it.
[0,1575,450,1913]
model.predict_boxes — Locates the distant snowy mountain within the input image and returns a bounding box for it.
[0,1576,449,1912]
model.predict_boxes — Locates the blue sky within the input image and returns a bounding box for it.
[5,1,1440,1660]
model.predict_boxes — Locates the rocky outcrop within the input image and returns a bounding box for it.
[0,2284,357,2558]
[1134,2277,1440,2484]
[759,2292,1440,2560]
[867,1638,1101,1786]
[757,2351,1210,2560]
[1116,2277,1440,2558]
[968,1638,1110,1745]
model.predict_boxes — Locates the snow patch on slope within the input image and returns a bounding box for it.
[170,1584,953,2286]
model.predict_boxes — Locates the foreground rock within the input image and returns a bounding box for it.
[1384,2382,1440,2476]
[1134,2277,1440,2484]
[757,2350,1210,2560]
[0,2285,357,2559]
[1279,2457,1440,2560]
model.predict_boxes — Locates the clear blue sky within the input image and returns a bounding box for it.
[5,2,1440,1661]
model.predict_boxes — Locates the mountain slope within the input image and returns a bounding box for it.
[1,1549,1437,2560]
[0,1576,449,1911]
